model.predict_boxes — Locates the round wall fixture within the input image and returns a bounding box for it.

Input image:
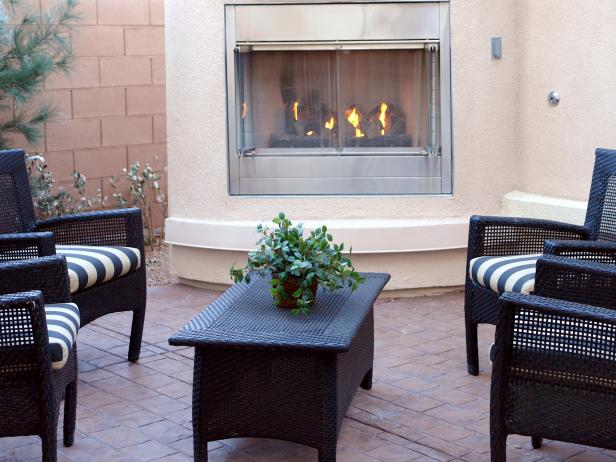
[548,90,560,106]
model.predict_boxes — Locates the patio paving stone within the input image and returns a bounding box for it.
[0,283,614,461]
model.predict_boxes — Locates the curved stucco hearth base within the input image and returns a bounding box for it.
[170,245,467,292]
[166,191,588,292]
[166,218,469,290]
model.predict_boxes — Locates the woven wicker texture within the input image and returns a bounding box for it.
[534,255,616,308]
[170,273,390,351]
[0,290,77,462]
[0,149,147,362]
[0,256,70,305]
[465,148,616,375]
[169,272,389,462]
[491,292,616,461]
[0,232,55,262]
[597,175,616,241]
[0,149,36,233]
[0,174,23,233]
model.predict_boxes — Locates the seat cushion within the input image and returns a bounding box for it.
[45,303,80,370]
[56,245,141,294]
[469,254,540,295]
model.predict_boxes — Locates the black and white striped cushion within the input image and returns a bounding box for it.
[56,245,141,294]
[469,254,540,295]
[45,303,80,370]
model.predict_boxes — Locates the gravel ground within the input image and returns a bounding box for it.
[145,244,178,287]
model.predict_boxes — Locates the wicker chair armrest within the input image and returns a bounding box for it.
[544,239,616,263]
[533,255,616,308]
[494,293,616,387]
[0,290,50,348]
[0,232,55,261]
[36,208,144,251]
[500,291,616,325]
[0,255,71,304]
[0,290,56,381]
[467,215,588,261]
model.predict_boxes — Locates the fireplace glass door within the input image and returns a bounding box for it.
[235,46,439,157]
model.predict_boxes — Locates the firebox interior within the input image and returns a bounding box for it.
[237,48,436,153]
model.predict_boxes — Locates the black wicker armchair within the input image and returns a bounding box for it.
[465,147,616,375]
[0,255,78,462]
[0,148,146,361]
[491,255,616,461]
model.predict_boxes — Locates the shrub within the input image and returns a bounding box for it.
[27,154,104,219]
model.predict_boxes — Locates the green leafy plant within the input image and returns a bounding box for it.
[27,153,105,219]
[0,0,80,148]
[110,161,167,250]
[230,212,365,315]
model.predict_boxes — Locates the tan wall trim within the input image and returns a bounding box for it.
[502,191,587,225]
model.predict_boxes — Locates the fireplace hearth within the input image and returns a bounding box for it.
[226,2,451,195]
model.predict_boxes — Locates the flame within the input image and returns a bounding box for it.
[345,107,365,138]
[291,101,299,121]
[378,102,388,136]
[346,107,360,127]
[241,101,247,119]
[324,116,335,130]
[306,130,314,136]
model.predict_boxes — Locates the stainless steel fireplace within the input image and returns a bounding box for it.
[225,2,451,195]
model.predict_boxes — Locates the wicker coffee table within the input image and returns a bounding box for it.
[168,272,389,462]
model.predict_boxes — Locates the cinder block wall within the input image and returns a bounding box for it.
[30,0,166,214]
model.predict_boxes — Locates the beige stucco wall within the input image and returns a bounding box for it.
[166,0,520,222]
[165,0,614,290]
[516,1,616,201]
[12,0,166,223]
[165,0,521,290]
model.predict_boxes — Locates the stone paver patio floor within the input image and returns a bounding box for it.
[0,284,614,462]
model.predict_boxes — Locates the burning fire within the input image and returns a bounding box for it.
[241,101,248,119]
[324,116,335,130]
[291,101,299,121]
[345,107,364,138]
[378,102,388,135]
[306,130,315,136]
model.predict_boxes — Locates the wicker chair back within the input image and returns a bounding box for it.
[0,149,36,233]
[585,148,616,241]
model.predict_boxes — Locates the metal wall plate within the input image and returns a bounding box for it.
[491,37,502,59]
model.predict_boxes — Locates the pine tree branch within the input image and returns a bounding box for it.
[0,0,79,148]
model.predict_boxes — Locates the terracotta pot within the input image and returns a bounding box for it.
[274,275,318,309]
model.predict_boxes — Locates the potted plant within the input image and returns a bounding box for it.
[230,212,365,315]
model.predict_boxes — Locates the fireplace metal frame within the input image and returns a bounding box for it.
[225,1,452,195]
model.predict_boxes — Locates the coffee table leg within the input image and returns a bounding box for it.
[193,349,208,462]
[360,368,373,390]
[194,439,208,462]
[318,442,337,462]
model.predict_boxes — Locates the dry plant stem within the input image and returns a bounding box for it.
[110,161,168,251]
